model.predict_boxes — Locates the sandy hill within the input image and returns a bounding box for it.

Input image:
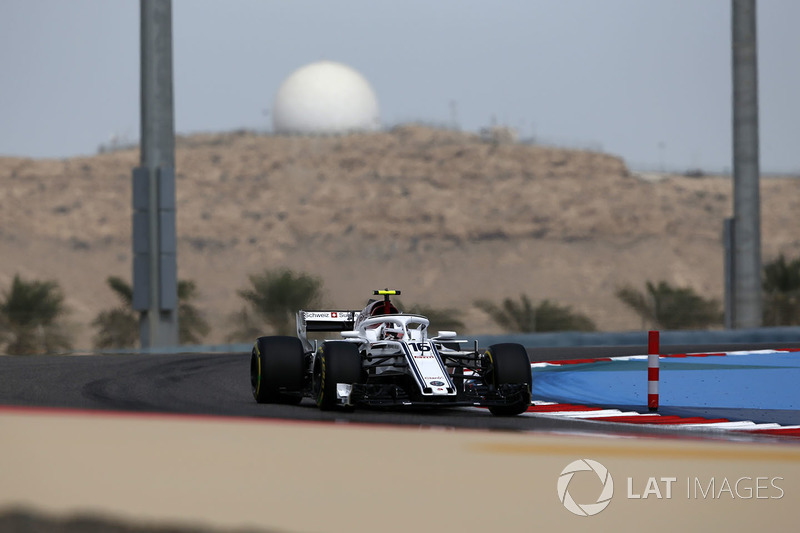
[2,125,799,348]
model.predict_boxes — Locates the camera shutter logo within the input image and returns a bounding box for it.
[557,459,614,516]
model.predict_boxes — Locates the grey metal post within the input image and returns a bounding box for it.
[731,0,762,328]
[723,217,735,329]
[133,0,179,347]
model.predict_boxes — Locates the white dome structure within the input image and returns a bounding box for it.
[272,61,380,135]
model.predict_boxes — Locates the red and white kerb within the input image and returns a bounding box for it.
[648,330,660,411]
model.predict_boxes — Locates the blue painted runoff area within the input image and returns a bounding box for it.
[532,351,800,424]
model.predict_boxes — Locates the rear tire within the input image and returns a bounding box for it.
[484,343,532,416]
[313,342,362,410]
[251,336,304,404]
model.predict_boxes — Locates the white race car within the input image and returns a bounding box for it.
[250,290,532,415]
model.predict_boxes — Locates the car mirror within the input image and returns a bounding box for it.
[436,331,457,338]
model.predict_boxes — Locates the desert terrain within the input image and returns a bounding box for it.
[1,125,798,349]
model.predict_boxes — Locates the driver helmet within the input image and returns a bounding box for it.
[383,322,404,340]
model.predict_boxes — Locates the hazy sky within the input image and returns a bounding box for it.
[1,0,798,172]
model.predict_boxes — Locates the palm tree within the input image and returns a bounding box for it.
[225,307,264,343]
[762,254,800,326]
[533,299,596,332]
[0,274,73,355]
[475,294,537,332]
[475,294,595,333]
[92,276,210,348]
[615,284,657,330]
[177,280,210,344]
[91,276,137,349]
[616,281,722,330]
[229,269,324,340]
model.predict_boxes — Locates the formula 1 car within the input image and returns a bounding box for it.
[250,290,532,415]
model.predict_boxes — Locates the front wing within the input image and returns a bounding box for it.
[339,382,531,409]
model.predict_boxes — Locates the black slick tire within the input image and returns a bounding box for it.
[484,343,532,416]
[251,336,304,404]
[313,341,362,411]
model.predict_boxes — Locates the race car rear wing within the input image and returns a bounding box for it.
[296,310,362,351]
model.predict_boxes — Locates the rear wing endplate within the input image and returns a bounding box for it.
[296,310,361,351]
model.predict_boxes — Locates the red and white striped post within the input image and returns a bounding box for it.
[648,330,660,411]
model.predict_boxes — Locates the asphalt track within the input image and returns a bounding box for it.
[1,342,798,440]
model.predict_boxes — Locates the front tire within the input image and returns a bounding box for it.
[484,343,532,416]
[251,336,304,404]
[313,341,362,410]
